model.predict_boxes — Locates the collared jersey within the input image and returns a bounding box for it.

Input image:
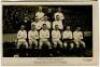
[31,21,43,30]
[54,12,64,21]
[17,30,27,40]
[53,20,63,30]
[35,12,44,20]
[52,30,61,39]
[40,29,50,39]
[42,21,51,29]
[62,30,72,39]
[73,31,83,40]
[28,30,39,40]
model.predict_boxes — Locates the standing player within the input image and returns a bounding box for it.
[62,26,74,49]
[31,17,42,30]
[39,24,52,49]
[42,15,51,29]
[46,8,53,21]
[28,24,39,49]
[23,15,31,31]
[53,15,63,30]
[52,25,63,48]
[54,7,64,21]
[73,27,86,48]
[17,25,28,49]
[35,6,44,21]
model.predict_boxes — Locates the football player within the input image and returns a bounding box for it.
[42,15,51,29]
[73,27,86,48]
[17,25,28,49]
[39,24,51,49]
[54,7,64,21]
[28,24,39,49]
[35,6,44,21]
[62,26,74,49]
[53,15,63,30]
[31,17,42,30]
[52,25,63,48]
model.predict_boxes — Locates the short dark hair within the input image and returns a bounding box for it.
[43,24,46,26]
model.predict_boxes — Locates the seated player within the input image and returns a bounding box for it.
[39,24,52,49]
[17,25,28,49]
[62,26,74,49]
[31,17,43,30]
[73,27,86,48]
[53,15,63,30]
[28,24,39,49]
[42,15,51,29]
[52,25,63,48]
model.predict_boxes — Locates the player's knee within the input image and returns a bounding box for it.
[53,41,56,45]
[64,42,68,47]
[70,43,74,48]
[74,41,80,48]
[24,43,28,48]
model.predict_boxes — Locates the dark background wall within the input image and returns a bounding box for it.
[3,5,92,33]
[2,5,93,57]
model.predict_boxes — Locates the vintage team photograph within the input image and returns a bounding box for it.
[3,5,92,57]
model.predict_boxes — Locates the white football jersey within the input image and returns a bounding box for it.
[28,30,39,40]
[35,12,44,20]
[73,31,83,40]
[31,21,43,30]
[52,30,61,39]
[54,12,64,21]
[17,30,27,40]
[62,31,72,39]
[53,20,63,30]
[42,21,51,29]
[40,29,50,39]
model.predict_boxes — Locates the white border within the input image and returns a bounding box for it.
[1,0,98,2]
[1,1,99,66]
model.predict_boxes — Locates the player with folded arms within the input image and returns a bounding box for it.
[39,24,52,49]
[35,6,44,21]
[53,15,63,30]
[17,25,28,49]
[28,24,39,49]
[52,25,63,48]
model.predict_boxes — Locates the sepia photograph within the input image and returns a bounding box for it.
[1,2,99,66]
[3,5,93,57]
